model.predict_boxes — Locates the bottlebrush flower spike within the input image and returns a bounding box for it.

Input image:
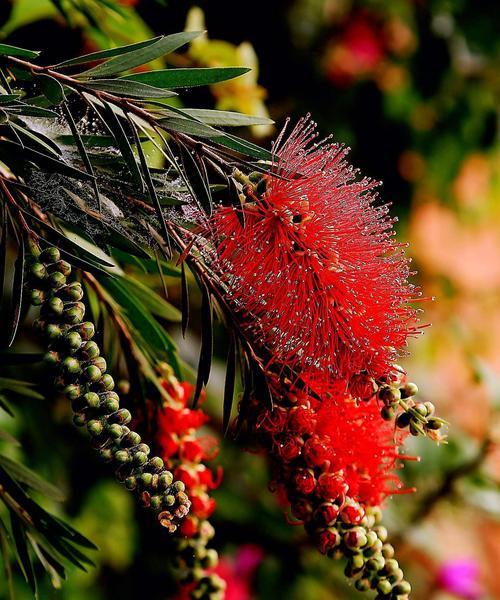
[207,116,420,384]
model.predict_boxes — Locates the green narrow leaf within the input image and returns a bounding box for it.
[39,75,64,104]
[212,133,273,161]
[83,32,202,77]
[0,428,20,446]
[27,534,63,589]
[119,276,181,322]
[0,204,7,315]
[0,44,40,59]
[223,335,237,436]
[0,516,15,600]
[84,79,177,99]
[159,116,222,139]
[182,109,273,127]
[55,37,162,69]
[193,280,213,407]
[131,120,170,248]
[61,103,100,209]
[98,102,143,189]
[10,515,37,596]
[9,121,62,157]
[122,66,250,88]
[178,142,213,215]
[181,261,189,338]
[0,394,15,417]
[7,237,25,347]
[0,456,65,502]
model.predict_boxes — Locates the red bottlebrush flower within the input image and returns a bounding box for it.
[206,117,419,385]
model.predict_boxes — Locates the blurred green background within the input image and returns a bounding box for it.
[0,1,499,599]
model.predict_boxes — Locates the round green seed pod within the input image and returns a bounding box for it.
[62,356,81,375]
[48,272,66,289]
[133,452,148,466]
[424,401,435,416]
[376,579,392,595]
[355,578,371,592]
[87,419,104,436]
[91,356,107,372]
[381,544,395,559]
[401,382,418,398]
[388,568,404,584]
[365,556,385,571]
[396,412,411,429]
[73,412,87,427]
[45,323,63,340]
[77,322,95,340]
[114,450,130,463]
[380,406,394,421]
[173,480,186,493]
[374,526,388,543]
[140,473,153,487]
[392,581,411,595]
[150,495,162,510]
[383,559,399,575]
[65,331,82,352]
[121,431,141,447]
[47,296,64,316]
[63,384,82,401]
[83,392,100,409]
[426,418,443,430]
[58,282,83,301]
[54,260,71,276]
[79,341,99,359]
[97,374,115,391]
[125,476,137,491]
[44,350,60,367]
[100,396,119,414]
[84,364,102,383]
[30,289,45,306]
[64,304,85,325]
[30,262,47,280]
[163,494,176,507]
[108,408,131,425]
[148,456,164,473]
[159,471,174,490]
[107,423,123,439]
[39,247,60,263]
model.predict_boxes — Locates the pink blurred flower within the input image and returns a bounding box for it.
[215,545,264,600]
[437,558,483,600]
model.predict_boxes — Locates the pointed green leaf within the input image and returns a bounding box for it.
[182,109,273,127]
[0,44,40,59]
[84,79,177,99]
[122,66,250,88]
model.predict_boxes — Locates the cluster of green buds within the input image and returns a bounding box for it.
[170,520,225,599]
[27,244,191,532]
[323,507,411,600]
[233,169,269,205]
[378,380,447,443]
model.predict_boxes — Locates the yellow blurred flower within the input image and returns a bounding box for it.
[185,7,273,138]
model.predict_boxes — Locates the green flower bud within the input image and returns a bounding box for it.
[381,544,395,559]
[363,538,383,557]
[388,568,404,584]
[90,356,107,372]
[202,549,219,570]
[140,473,153,487]
[57,282,83,301]
[114,450,130,463]
[173,480,186,493]
[125,476,137,490]
[63,384,82,401]
[84,364,102,383]
[48,271,66,289]
[107,424,123,439]
[47,296,64,316]
[108,408,131,425]
[355,578,371,592]
[148,456,164,473]
[30,262,47,280]
[97,374,115,391]
[73,412,87,427]
[87,419,104,436]
[163,494,176,506]
[62,356,81,375]
[64,303,85,324]
[100,396,120,414]
[424,401,435,416]
[30,289,45,306]
[99,448,114,462]
[380,406,394,421]
[401,382,418,398]
[76,322,95,340]
[150,495,162,510]
[413,402,428,417]
[83,392,100,409]
[383,559,399,575]
[44,350,60,367]
[426,417,444,430]
[46,323,63,340]
[379,386,401,405]
[392,581,411,595]
[121,431,141,447]
[39,247,60,263]
[374,526,388,543]
[365,556,385,571]
[54,260,71,276]
[79,341,99,361]
[159,471,174,490]
[396,412,411,429]
[376,579,392,595]
[365,530,378,547]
